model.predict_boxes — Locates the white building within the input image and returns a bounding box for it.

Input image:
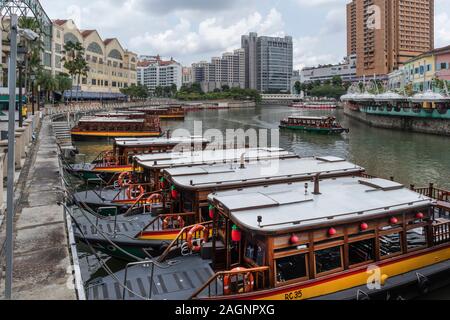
[137,55,182,92]
[191,49,245,93]
[300,55,357,84]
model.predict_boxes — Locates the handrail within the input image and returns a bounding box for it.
[157,221,213,263]
[123,190,164,217]
[411,184,450,202]
[190,266,270,300]
[137,212,197,235]
[432,221,450,245]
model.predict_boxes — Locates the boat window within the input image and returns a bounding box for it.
[379,232,402,257]
[276,253,308,283]
[315,246,343,275]
[406,227,427,251]
[348,238,375,266]
[245,238,265,266]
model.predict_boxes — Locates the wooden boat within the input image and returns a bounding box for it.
[280,116,349,134]
[73,148,297,214]
[86,176,450,300]
[66,136,209,183]
[94,111,146,119]
[70,115,162,140]
[74,156,365,260]
[129,105,185,120]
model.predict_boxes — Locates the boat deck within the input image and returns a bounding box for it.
[86,255,216,300]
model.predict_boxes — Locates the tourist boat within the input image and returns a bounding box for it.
[279,116,349,134]
[72,148,297,213]
[94,111,146,119]
[74,156,365,261]
[85,175,450,300]
[128,105,185,120]
[70,115,162,140]
[290,102,337,109]
[66,136,209,183]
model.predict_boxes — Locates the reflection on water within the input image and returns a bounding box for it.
[75,105,450,189]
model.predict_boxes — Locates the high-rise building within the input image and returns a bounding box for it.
[182,67,193,85]
[347,0,434,77]
[191,49,245,93]
[241,32,293,93]
[137,55,182,92]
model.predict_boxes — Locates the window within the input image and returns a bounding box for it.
[276,253,308,283]
[349,238,375,266]
[245,238,265,266]
[407,227,427,251]
[379,233,402,257]
[315,246,342,274]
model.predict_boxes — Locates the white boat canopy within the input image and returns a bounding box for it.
[410,90,450,103]
[374,91,408,102]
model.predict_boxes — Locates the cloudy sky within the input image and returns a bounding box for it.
[40,0,450,70]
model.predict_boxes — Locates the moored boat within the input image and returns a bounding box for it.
[85,176,450,300]
[280,115,349,134]
[70,115,162,140]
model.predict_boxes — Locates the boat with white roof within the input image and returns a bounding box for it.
[85,175,450,300]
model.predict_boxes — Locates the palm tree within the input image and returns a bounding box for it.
[55,73,73,102]
[61,41,89,101]
[37,71,56,103]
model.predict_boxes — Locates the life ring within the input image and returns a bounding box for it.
[223,267,255,296]
[147,193,163,204]
[186,224,209,253]
[126,184,144,200]
[118,172,133,187]
[162,215,185,230]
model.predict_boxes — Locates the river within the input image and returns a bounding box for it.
[75,105,450,189]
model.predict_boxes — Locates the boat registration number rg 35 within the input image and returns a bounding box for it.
[284,289,303,300]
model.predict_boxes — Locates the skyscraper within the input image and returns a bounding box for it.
[347,0,434,77]
[241,33,293,93]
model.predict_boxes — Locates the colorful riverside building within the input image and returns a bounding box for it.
[52,19,138,100]
[403,45,450,92]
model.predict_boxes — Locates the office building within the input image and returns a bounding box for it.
[137,55,182,92]
[241,32,293,93]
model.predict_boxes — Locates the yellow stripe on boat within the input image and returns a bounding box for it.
[71,131,162,137]
[244,246,450,300]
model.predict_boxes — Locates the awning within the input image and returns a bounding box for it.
[63,90,127,99]
[0,95,28,103]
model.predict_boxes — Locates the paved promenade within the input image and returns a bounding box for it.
[0,116,76,299]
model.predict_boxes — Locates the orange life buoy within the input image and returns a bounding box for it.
[223,267,255,296]
[162,215,185,230]
[186,224,209,252]
[118,171,133,187]
[126,184,144,200]
[147,193,163,204]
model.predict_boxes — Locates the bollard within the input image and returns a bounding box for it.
[14,132,23,169]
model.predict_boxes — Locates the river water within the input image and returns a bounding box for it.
[75,105,450,189]
[73,104,450,299]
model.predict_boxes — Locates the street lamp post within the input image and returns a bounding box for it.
[5,14,18,300]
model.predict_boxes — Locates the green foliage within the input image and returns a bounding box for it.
[176,86,261,102]
[309,84,346,99]
[55,73,73,97]
[294,81,302,95]
[120,84,149,99]
[61,41,89,90]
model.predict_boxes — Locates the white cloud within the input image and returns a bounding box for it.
[295,0,348,8]
[129,8,285,61]
[293,36,340,70]
[435,12,450,47]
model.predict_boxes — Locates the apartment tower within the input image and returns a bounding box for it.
[347,0,434,77]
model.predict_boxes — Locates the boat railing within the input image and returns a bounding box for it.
[411,183,450,203]
[190,266,270,300]
[138,212,197,235]
[157,221,213,263]
[433,220,450,245]
[122,189,164,216]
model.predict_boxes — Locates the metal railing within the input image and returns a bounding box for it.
[138,212,197,235]
[412,183,450,202]
[433,221,450,245]
[190,266,270,299]
[157,221,213,263]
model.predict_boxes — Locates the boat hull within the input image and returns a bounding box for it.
[71,131,163,140]
[279,125,349,134]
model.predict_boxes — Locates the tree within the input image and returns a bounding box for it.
[61,41,88,101]
[221,84,230,92]
[213,88,221,93]
[37,70,56,102]
[55,73,73,102]
[170,84,178,97]
[294,81,302,95]
[331,75,343,87]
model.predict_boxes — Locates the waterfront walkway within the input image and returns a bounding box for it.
[0,116,75,299]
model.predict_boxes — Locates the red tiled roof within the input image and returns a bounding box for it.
[104,38,115,45]
[53,19,67,26]
[81,30,95,37]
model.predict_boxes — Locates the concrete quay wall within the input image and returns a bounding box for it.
[344,106,450,136]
